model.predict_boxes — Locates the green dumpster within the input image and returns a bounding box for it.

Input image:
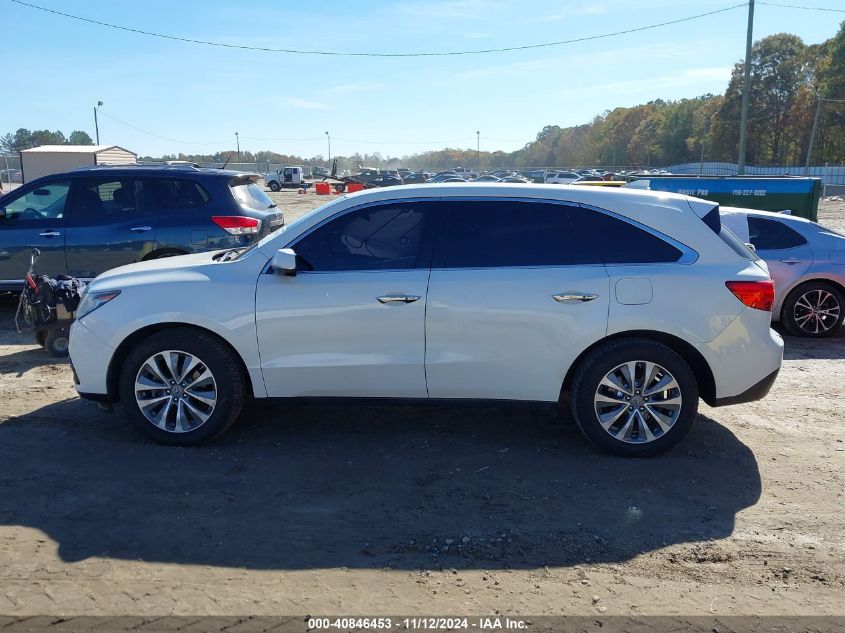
[626,176,822,221]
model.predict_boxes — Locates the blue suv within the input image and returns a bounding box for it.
[0,165,284,289]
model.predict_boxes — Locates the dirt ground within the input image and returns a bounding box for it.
[0,193,842,617]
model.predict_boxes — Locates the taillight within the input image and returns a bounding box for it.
[212,216,262,235]
[725,280,775,311]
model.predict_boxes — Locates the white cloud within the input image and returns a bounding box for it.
[282,97,330,110]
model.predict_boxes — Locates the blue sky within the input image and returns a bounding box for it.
[3,0,843,159]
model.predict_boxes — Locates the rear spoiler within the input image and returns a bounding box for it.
[228,174,261,186]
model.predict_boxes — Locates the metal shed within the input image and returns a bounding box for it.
[20,145,137,183]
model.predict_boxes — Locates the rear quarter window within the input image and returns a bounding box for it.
[146,179,209,210]
[569,207,684,264]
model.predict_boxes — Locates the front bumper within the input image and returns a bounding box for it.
[69,319,115,399]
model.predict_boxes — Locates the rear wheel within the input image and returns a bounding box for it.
[268,181,281,192]
[570,338,698,457]
[781,281,844,338]
[118,328,245,445]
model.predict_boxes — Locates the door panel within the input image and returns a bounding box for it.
[759,244,813,301]
[256,270,430,397]
[64,177,158,278]
[257,200,436,398]
[425,266,609,401]
[0,180,69,282]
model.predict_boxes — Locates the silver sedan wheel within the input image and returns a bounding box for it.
[793,289,841,335]
[134,350,217,434]
[594,360,682,444]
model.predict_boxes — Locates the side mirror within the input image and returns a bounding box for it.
[745,243,757,252]
[272,248,297,276]
[0,207,6,219]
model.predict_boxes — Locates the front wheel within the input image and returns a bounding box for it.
[570,338,698,457]
[118,328,245,445]
[781,281,844,338]
[268,181,281,192]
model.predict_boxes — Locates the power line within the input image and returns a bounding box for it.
[97,111,228,146]
[9,0,748,57]
[333,136,475,146]
[757,2,845,12]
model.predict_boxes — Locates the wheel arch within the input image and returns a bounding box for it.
[106,323,254,402]
[142,247,190,261]
[561,330,717,405]
[779,276,845,320]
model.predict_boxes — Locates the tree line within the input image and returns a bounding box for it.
[0,129,95,153]
[3,22,843,171]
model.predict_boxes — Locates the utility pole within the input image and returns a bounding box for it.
[93,100,103,144]
[325,130,331,166]
[737,0,755,175]
[235,131,240,159]
[804,97,824,175]
[476,130,480,169]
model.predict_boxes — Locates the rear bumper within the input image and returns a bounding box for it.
[696,309,784,405]
[711,367,780,406]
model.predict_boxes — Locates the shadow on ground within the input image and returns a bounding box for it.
[0,398,760,570]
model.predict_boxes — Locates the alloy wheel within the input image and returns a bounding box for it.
[593,360,683,444]
[793,289,840,335]
[134,350,218,433]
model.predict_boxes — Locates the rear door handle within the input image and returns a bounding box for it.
[130,226,152,232]
[377,295,421,304]
[38,231,61,237]
[553,293,599,303]
[780,258,803,265]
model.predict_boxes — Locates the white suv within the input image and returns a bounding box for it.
[69,184,783,456]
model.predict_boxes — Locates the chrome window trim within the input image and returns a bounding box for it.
[268,195,698,273]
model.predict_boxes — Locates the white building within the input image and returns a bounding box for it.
[20,145,137,183]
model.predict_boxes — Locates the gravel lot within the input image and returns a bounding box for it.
[0,193,842,617]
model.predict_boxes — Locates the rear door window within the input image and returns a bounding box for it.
[146,179,209,211]
[748,216,808,250]
[438,200,572,268]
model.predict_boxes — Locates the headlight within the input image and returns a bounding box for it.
[77,290,121,319]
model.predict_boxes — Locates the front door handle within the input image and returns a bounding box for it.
[130,226,152,232]
[377,295,421,304]
[553,293,599,303]
[38,231,61,237]
[780,258,802,265]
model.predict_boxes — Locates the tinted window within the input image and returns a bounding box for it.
[748,216,807,250]
[440,201,571,268]
[295,203,431,271]
[71,178,142,219]
[231,181,273,211]
[570,207,683,264]
[146,179,209,211]
[1,180,70,222]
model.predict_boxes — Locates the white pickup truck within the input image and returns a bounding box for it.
[263,166,306,191]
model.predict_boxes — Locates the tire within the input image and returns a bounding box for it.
[781,281,844,338]
[268,181,281,192]
[570,338,698,457]
[44,329,69,357]
[118,328,246,446]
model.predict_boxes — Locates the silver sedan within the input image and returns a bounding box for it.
[721,207,845,337]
